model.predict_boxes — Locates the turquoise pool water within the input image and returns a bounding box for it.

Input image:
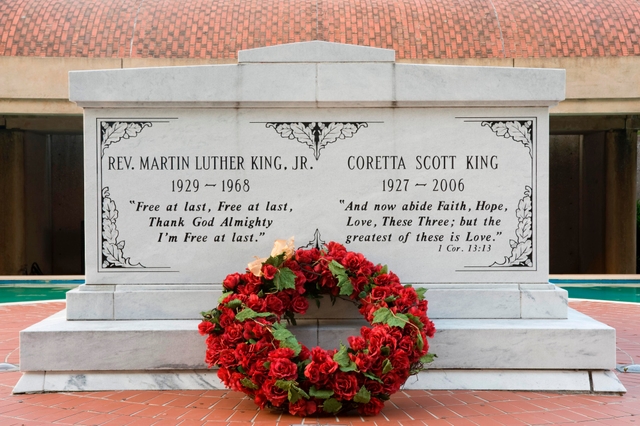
[0,279,83,304]
[551,278,640,303]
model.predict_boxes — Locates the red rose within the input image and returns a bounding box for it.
[198,321,214,335]
[289,399,317,416]
[348,335,366,351]
[254,392,269,409]
[355,352,373,372]
[390,350,410,371]
[326,242,347,260]
[217,367,231,385]
[218,308,236,328]
[276,291,292,311]
[291,295,309,314]
[269,348,295,360]
[304,362,322,383]
[262,264,278,280]
[331,372,360,400]
[247,294,266,312]
[262,378,289,406]
[319,359,339,377]
[350,275,369,294]
[223,273,242,290]
[382,370,407,394]
[221,323,244,345]
[370,286,390,301]
[358,397,385,416]
[265,294,285,315]
[270,358,298,380]
[217,349,237,367]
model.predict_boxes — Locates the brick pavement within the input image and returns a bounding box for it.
[0,300,638,425]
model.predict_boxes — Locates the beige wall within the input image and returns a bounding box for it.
[1,56,640,118]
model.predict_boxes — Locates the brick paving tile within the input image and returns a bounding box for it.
[447,404,485,417]
[202,407,235,421]
[176,420,206,426]
[130,405,172,418]
[511,411,574,424]
[469,418,509,426]
[117,417,156,426]
[100,416,138,426]
[445,418,480,425]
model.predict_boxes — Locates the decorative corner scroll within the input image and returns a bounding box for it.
[265,122,368,160]
[481,120,533,158]
[491,186,533,267]
[304,229,326,250]
[101,121,152,157]
[101,187,144,268]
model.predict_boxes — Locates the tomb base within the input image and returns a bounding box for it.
[14,306,625,394]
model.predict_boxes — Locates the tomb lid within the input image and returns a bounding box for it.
[237,41,396,63]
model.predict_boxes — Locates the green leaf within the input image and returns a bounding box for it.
[329,260,354,296]
[225,299,242,309]
[217,291,233,303]
[381,346,390,356]
[293,385,309,400]
[310,386,334,399]
[416,287,427,301]
[274,267,296,291]
[322,398,343,414]
[235,307,259,322]
[372,307,408,329]
[380,265,388,274]
[364,372,383,383]
[275,380,293,390]
[333,343,351,367]
[382,358,394,374]
[328,260,346,275]
[353,385,371,404]
[279,336,302,356]
[337,276,354,296]
[419,353,437,364]
[288,388,301,404]
[272,324,294,340]
[406,313,424,330]
[416,333,424,352]
[372,308,392,325]
[387,313,409,329]
[240,378,259,390]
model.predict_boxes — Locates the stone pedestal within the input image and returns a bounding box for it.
[15,41,624,394]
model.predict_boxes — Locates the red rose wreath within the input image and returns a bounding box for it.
[199,238,436,416]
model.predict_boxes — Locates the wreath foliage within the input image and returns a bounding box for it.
[199,239,436,416]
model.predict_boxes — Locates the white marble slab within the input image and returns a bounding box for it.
[592,370,627,393]
[21,308,614,373]
[14,371,224,394]
[404,370,592,391]
[14,369,626,394]
[238,41,396,63]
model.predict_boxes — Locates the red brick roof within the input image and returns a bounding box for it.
[2,0,640,59]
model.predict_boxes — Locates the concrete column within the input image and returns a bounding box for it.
[0,131,26,274]
[549,135,581,273]
[604,129,637,273]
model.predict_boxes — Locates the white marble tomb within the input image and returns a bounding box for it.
[15,41,624,394]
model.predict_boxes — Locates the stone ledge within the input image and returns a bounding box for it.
[13,369,625,394]
[23,308,614,373]
[65,283,568,320]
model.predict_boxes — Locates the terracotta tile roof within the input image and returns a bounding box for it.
[1,0,640,59]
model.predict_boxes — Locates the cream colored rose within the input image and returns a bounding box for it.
[270,237,295,260]
[248,257,267,276]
